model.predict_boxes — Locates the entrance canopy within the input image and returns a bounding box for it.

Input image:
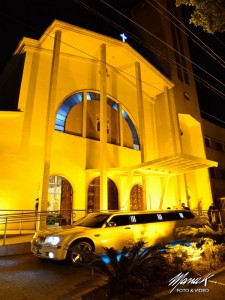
[87,153,217,176]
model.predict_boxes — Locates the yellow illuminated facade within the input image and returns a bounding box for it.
[0,20,216,217]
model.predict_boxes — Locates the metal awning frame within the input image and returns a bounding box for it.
[86,153,218,177]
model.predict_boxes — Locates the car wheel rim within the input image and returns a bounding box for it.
[70,242,92,264]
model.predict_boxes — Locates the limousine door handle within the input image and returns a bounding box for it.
[125,227,131,229]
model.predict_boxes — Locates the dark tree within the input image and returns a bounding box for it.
[176,0,225,33]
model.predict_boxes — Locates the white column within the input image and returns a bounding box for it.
[82,91,87,138]
[99,44,108,211]
[40,30,61,227]
[164,86,181,154]
[135,62,148,209]
[135,62,147,162]
[119,103,124,147]
[164,87,185,206]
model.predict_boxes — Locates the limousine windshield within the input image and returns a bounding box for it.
[73,213,111,228]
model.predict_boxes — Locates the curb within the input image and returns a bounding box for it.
[0,242,31,257]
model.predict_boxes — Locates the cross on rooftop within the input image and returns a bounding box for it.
[120,33,127,42]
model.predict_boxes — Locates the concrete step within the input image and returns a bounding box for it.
[0,234,34,257]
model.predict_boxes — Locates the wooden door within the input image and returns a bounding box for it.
[130,185,143,211]
[60,179,73,224]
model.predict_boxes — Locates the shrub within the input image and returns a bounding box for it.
[73,225,225,299]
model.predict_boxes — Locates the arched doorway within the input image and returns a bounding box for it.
[87,177,118,211]
[48,175,73,224]
[130,184,143,211]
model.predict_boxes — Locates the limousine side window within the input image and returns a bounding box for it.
[134,214,157,224]
[109,215,130,226]
[162,211,195,221]
[129,211,195,225]
[108,211,195,227]
[181,211,195,219]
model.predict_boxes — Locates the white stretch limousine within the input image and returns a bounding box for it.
[31,210,199,264]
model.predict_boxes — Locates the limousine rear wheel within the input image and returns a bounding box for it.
[67,240,93,265]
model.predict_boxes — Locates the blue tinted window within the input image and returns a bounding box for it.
[55,93,82,131]
[122,109,140,149]
[55,91,139,150]
[86,92,100,101]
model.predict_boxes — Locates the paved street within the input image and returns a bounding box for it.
[1,253,225,300]
[0,254,106,300]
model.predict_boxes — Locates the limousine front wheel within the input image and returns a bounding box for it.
[67,240,93,265]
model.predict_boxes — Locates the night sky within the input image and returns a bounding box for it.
[0,0,224,127]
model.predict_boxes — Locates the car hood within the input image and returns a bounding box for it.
[35,225,89,236]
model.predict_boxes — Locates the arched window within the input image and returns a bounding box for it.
[122,109,139,150]
[87,177,118,211]
[55,91,139,150]
[130,184,143,211]
[55,93,82,133]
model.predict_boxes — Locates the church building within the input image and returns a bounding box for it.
[0,20,216,221]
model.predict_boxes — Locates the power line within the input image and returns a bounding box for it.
[149,0,225,68]
[0,2,224,102]
[193,74,225,99]
[0,1,225,127]
[213,35,225,48]
[201,110,225,126]
[182,5,225,51]
[0,11,163,97]
[71,0,225,99]
[98,0,225,88]
[1,1,224,100]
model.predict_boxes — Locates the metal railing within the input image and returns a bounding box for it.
[0,209,84,246]
[1,208,225,246]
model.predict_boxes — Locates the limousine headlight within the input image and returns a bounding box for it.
[45,236,60,246]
